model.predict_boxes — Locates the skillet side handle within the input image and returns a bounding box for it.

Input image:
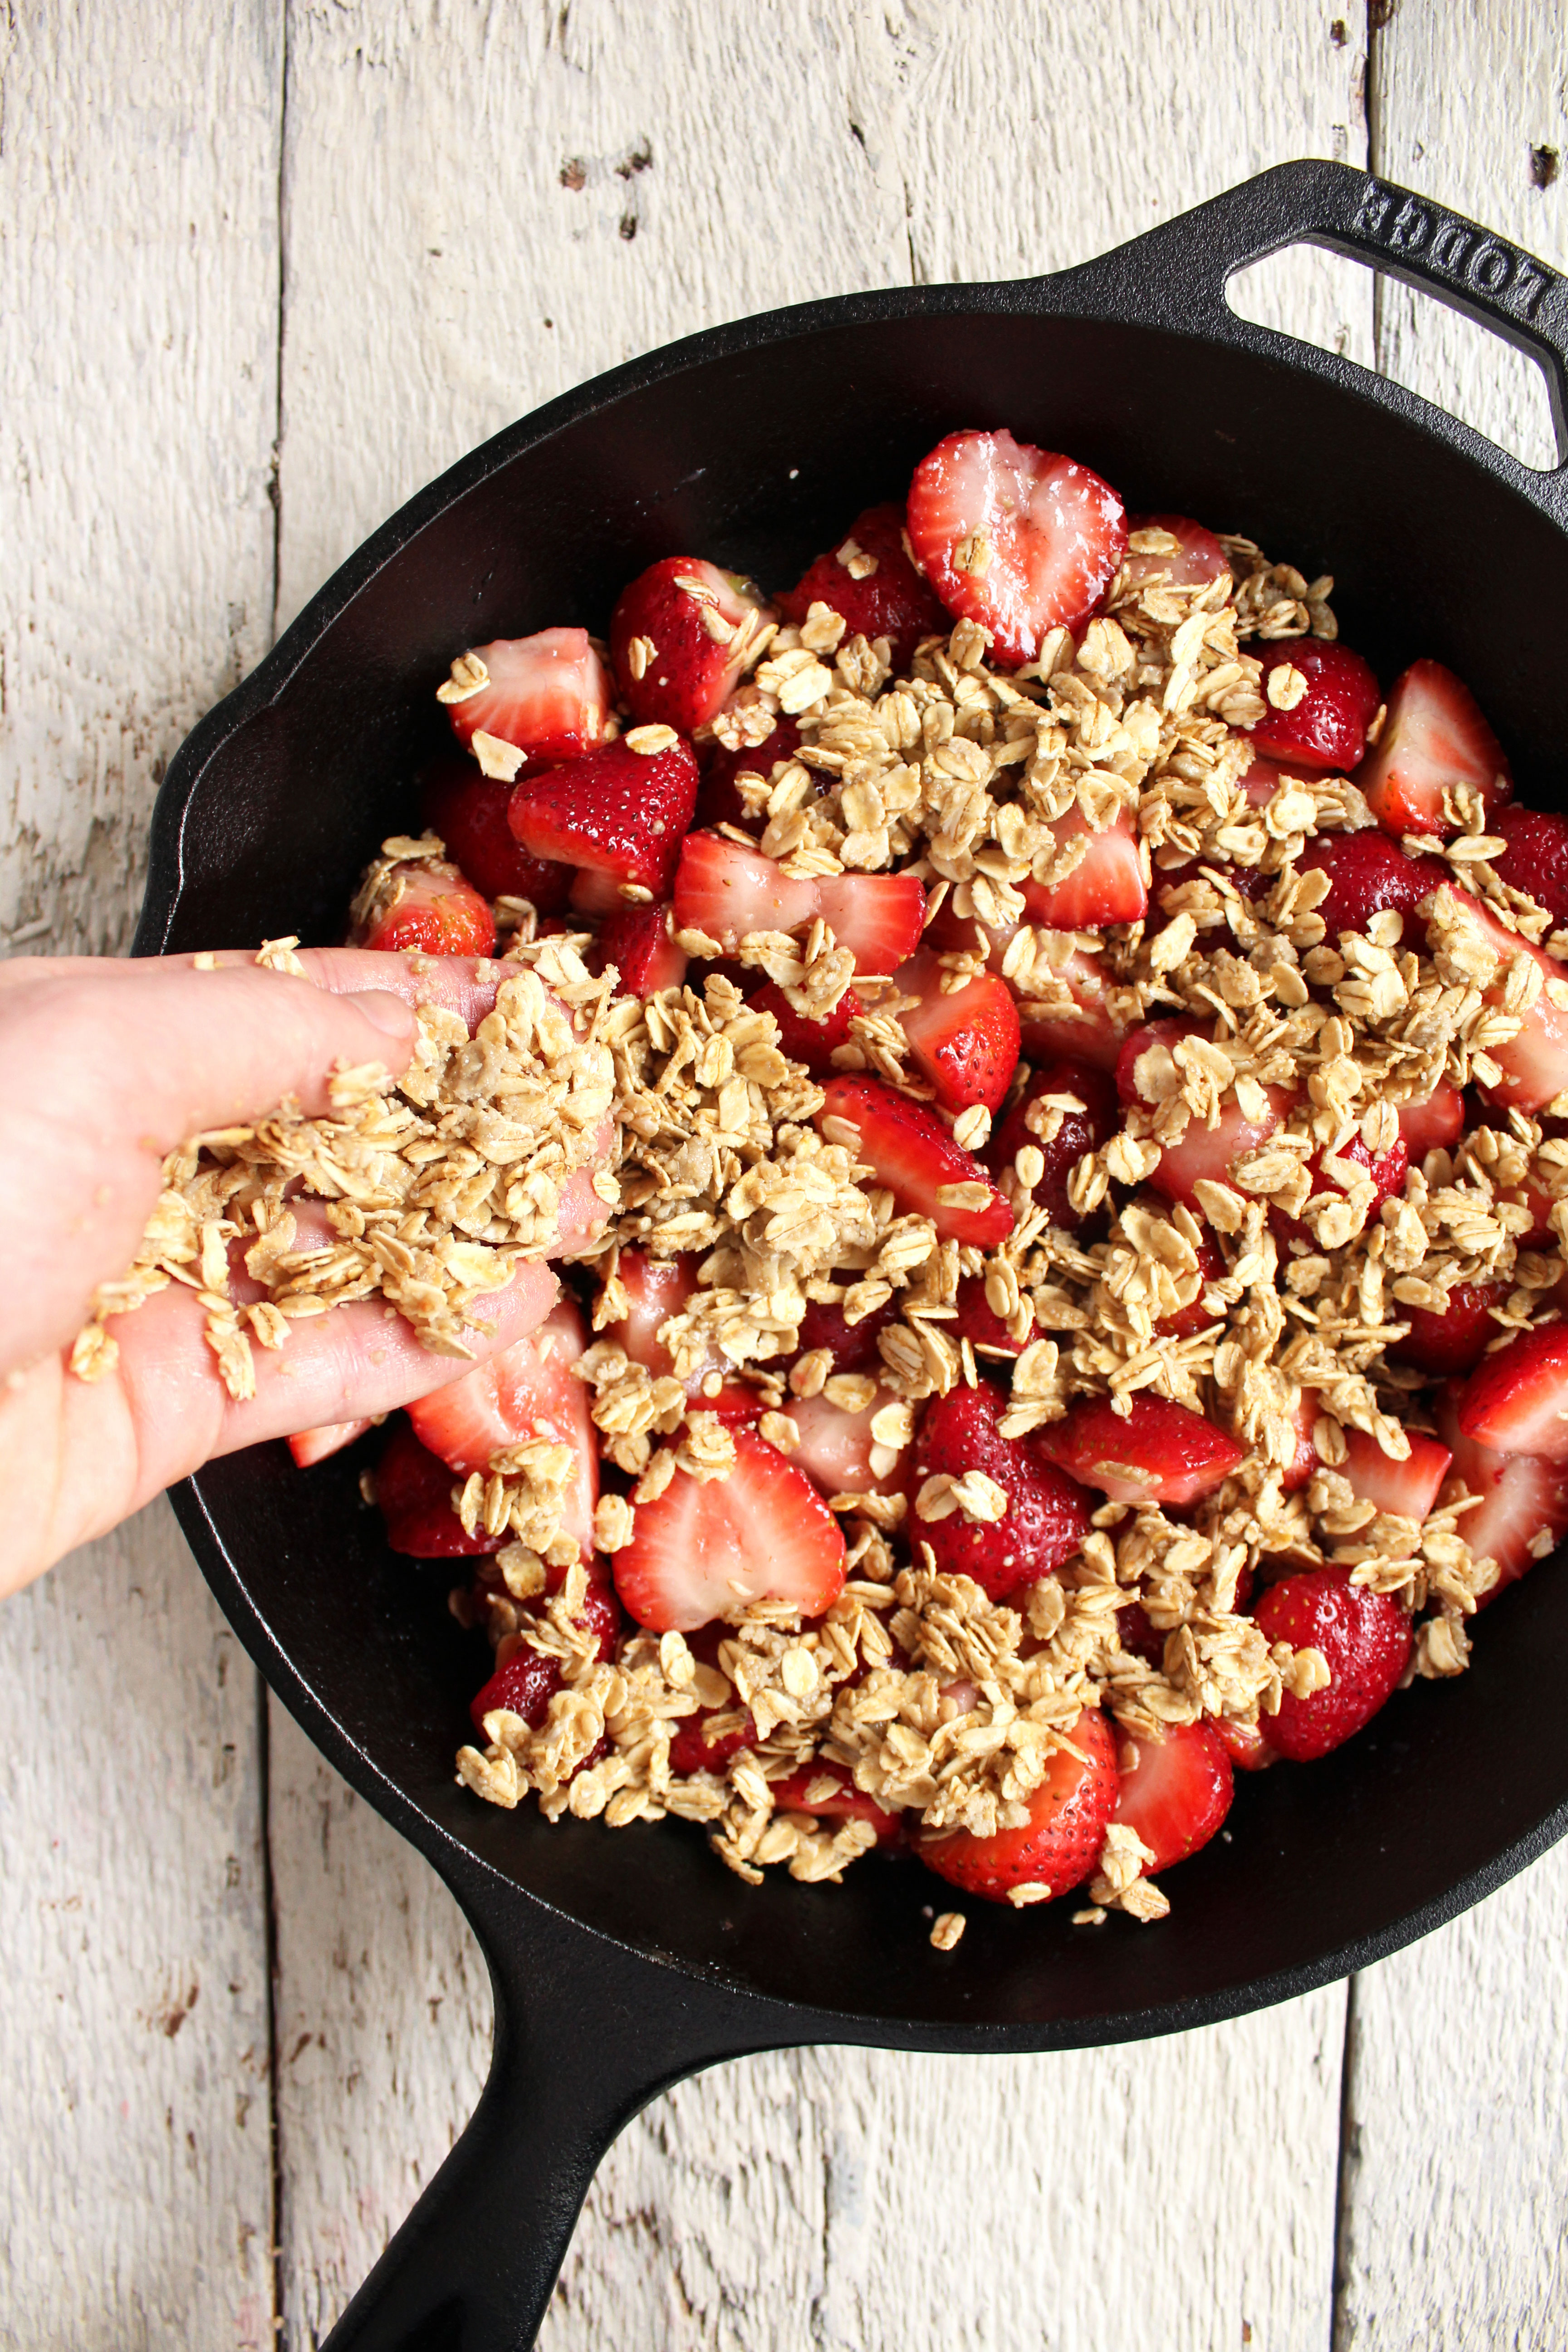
[320,1895,785,2352]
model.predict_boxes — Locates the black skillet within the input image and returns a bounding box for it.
[133,160,1568,2348]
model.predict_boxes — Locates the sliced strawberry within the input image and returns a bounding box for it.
[419,755,572,910]
[790,1291,901,1375]
[1116,1019,1291,1209]
[376,1421,502,1558]
[1357,659,1512,836]
[1278,1388,1320,1495]
[440,627,612,768]
[986,1056,1117,1230]
[1440,891,1568,1112]
[1397,1080,1465,1161]
[1241,752,1324,808]
[818,1074,1014,1247]
[896,949,1021,1114]
[1014,947,1129,1071]
[612,1428,846,1632]
[610,558,773,735]
[750,977,860,1073]
[906,429,1127,664]
[602,1250,699,1378]
[815,871,926,975]
[509,735,698,899]
[407,1297,597,1556]
[1112,1718,1233,1874]
[695,711,803,832]
[910,1379,1091,1601]
[469,1581,621,1738]
[783,1381,911,1504]
[672,831,818,950]
[952,1274,1035,1358]
[1390,1279,1506,1378]
[1490,804,1568,925]
[1338,1425,1452,1522]
[770,1760,905,1845]
[1298,831,1448,940]
[566,866,632,921]
[1433,1382,1568,1597]
[919,1705,1117,1902]
[1121,512,1230,593]
[595,901,688,998]
[1037,1394,1244,1507]
[1456,1324,1568,1461]
[1272,1131,1408,1249]
[775,500,949,671]
[1213,1716,1276,1771]
[669,1707,758,1778]
[286,1417,372,1469]
[1247,642,1381,772]
[1252,1566,1411,1761]
[1021,810,1148,930]
[1113,1016,1205,1110]
[1152,1216,1226,1341]
[353,858,496,957]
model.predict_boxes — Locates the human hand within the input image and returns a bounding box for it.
[0,947,604,1599]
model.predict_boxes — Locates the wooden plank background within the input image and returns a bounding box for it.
[2,2,1566,2344]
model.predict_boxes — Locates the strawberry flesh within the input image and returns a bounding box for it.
[420,755,572,910]
[510,735,698,898]
[1338,1425,1453,1523]
[1433,1382,1568,1599]
[818,1073,1014,1247]
[910,1379,1091,1601]
[1037,1394,1244,1507]
[354,861,496,958]
[750,977,860,1073]
[470,1581,621,1737]
[1252,1565,1411,1761]
[1396,1080,1465,1161]
[1357,659,1512,837]
[1298,831,1447,940]
[1112,1718,1233,1874]
[406,1298,598,1557]
[695,712,802,832]
[1022,810,1147,930]
[442,627,612,767]
[377,1420,502,1558]
[1271,1132,1408,1249]
[771,1760,905,1845]
[1121,513,1231,592]
[775,501,948,671]
[672,831,819,951]
[610,558,773,734]
[1248,642,1381,772]
[896,949,1021,1114]
[918,1705,1117,1902]
[987,1057,1117,1230]
[1390,1278,1505,1377]
[612,1428,847,1632]
[595,901,688,998]
[1490,804,1568,924]
[790,1291,900,1375]
[951,1275,1035,1359]
[1439,890,1568,1112]
[1456,1323,1568,1461]
[814,871,926,974]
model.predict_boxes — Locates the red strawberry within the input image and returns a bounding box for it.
[1281,1388,1320,1494]
[510,735,698,900]
[1112,1718,1233,1874]
[610,558,773,735]
[419,755,572,910]
[376,1421,502,1558]
[1338,1425,1452,1522]
[1272,1131,1408,1249]
[1214,1716,1276,1772]
[1490,804,1568,924]
[910,1380,1091,1601]
[775,500,948,671]
[1456,1323,1568,1460]
[595,901,688,998]
[1116,1019,1292,1209]
[1440,890,1568,1112]
[952,1275,1035,1359]
[1252,1566,1411,1761]
[1433,1382,1568,1597]
[1037,1394,1244,1507]
[1397,1080,1465,1161]
[750,977,860,1073]
[1121,512,1231,592]
[1242,752,1323,806]
[439,627,612,768]
[896,949,1021,1114]
[1021,811,1147,930]
[783,1381,910,1504]
[469,1581,621,1736]
[986,1057,1118,1230]
[667,1624,760,1776]
[770,1760,905,1845]
[790,1291,900,1375]
[1390,1279,1506,1377]
[1014,945,1128,1070]
[1247,642,1381,772]
[672,831,819,950]
[918,1705,1117,1902]
[1298,831,1447,940]
[407,1297,598,1556]
[815,871,926,975]
[1117,1601,1167,1666]
[287,1417,372,1469]
[695,712,802,832]
[612,1428,847,1632]
[818,1074,1014,1247]
[1357,659,1512,836]
[1152,1217,1226,1341]
[353,858,496,957]
[601,1249,697,1378]
[906,429,1127,664]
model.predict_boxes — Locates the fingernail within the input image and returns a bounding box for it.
[347,988,417,1042]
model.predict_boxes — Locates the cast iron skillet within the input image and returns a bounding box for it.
[134,160,1568,2348]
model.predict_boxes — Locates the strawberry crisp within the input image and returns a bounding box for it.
[88,426,1568,1939]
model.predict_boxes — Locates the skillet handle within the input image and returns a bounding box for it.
[1067,157,1568,473]
[319,1890,784,2352]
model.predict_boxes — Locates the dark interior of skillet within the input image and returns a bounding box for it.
[167,297,1568,2033]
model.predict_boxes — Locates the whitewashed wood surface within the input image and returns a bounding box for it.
[3,3,1568,2345]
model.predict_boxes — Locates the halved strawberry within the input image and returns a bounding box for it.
[1280,1388,1320,1494]
[407,1297,598,1555]
[695,711,802,832]
[1247,642,1381,772]
[610,558,774,735]
[1252,1566,1411,1761]
[1390,1279,1506,1378]
[1298,831,1448,941]
[599,1249,755,1418]
[1014,947,1128,1071]
[770,1760,905,1845]
[896,949,1021,1113]
[672,831,818,949]
[1150,1214,1226,1341]
[669,1698,758,1779]
[906,429,1127,664]
[376,1421,502,1558]
[595,901,688,998]
[910,1379,1091,1601]
[352,858,496,957]
[419,755,572,910]
[986,1056,1118,1230]
[1116,1019,1292,1209]
[1213,1716,1275,1772]
[775,500,949,672]
[1241,752,1323,808]
[1456,1323,1568,1461]
[1112,1718,1233,1874]
[1397,1080,1465,1161]
[815,871,926,975]
[1272,1131,1408,1249]
[818,1074,1014,1247]
[439,627,612,768]
[510,735,698,899]
[287,1417,372,1469]
[783,1382,911,1504]
[1021,809,1148,930]
[790,1291,901,1376]
[1438,889,1568,1112]
[612,1428,846,1632]
[1490,804,1568,924]
[1433,1382,1568,1597]
[1338,1425,1452,1522]
[750,977,861,1073]
[918,1705,1117,1902]
[1121,512,1231,593]
[952,1274,1035,1358]
[1357,659,1512,836]
[469,1582,621,1735]
[1037,1394,1244,1507]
